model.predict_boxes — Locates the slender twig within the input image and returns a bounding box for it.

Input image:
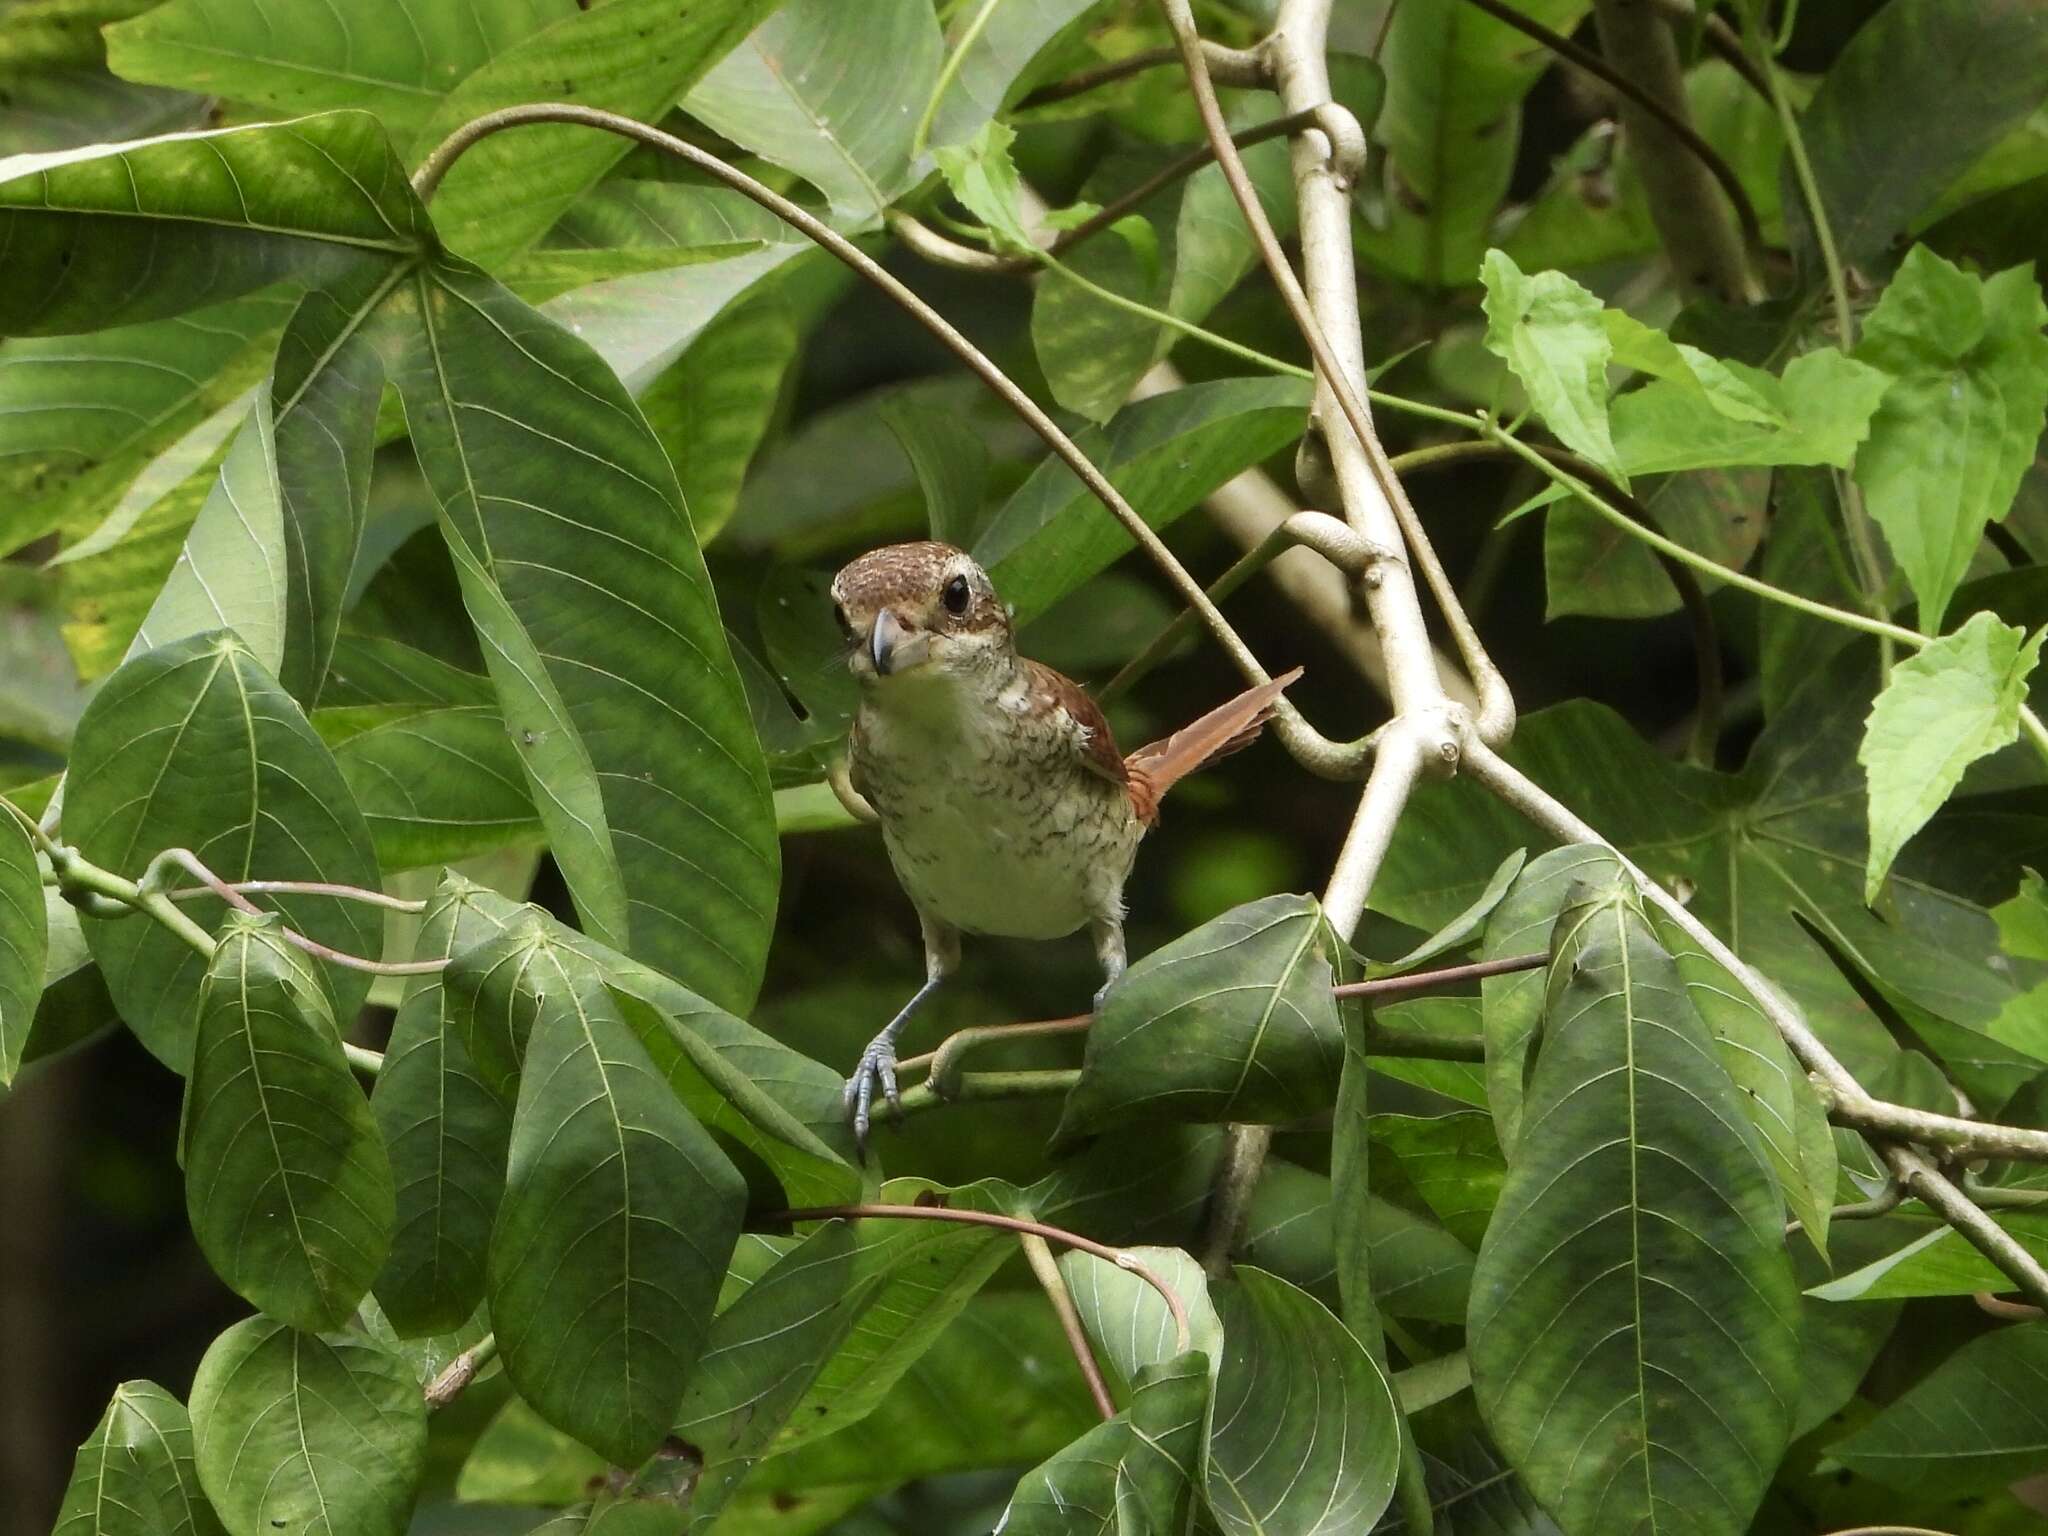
[1458,0,1763,256]
[424,1333,498,1411]
[899,1015,1092,1096]
[345,1042,383,1079]
[770,1204,1193,1352]
[1015,40,1266,108]
[1975,1292,2046,1322]
[1337,951,1547,999]
[1020,1233,1117,1420]
[410,104,1368,779]
[168,879,426,913]
[141,850,442,976]
[1785,1180,1900,1238]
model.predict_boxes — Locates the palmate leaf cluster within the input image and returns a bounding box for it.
[4,1,2048,1534]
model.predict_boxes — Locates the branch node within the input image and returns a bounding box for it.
[1309,101,1367,188]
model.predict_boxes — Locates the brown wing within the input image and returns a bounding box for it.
[1024,659,1129,790]
[1124,667,1303,823]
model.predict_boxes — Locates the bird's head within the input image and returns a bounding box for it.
[830,541,1014,686]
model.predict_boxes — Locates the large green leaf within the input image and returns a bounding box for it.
[1375,0,1591,286]
[184,913,392,1331]
[482,916,746,1464]
[0,111,430,334]
[1862,611,2045,899]
[105,0,572,147]
[1610,348,1892,476]
[67,630,382,1068]
[0,805,46,1085]
[190,1318,427,1536]
[998,1352,1210,1536]
[409,0,784,264]
[1204,1268,1402,1536]
[323,701,541,870]
[676,1221,857,1525]
[1058,1244,1222,1390]
[1467,889,1799,1536]
[389,260,778,1014]
[368,877,518,1335]
[1853,246,2048,630]
[975,377,1314,624]
[1056,894,1343,1145]
[0,290,289,557]
[1792,0,2048,276]
[52,1380,221,1536]
[682,0,941,229]
[1827,1322,2048,1497]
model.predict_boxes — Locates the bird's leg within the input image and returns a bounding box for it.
[1090,916,1128,1013]
[846,912,959,1153]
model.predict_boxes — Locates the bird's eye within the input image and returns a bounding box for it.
[832,601,855,638]
[942,574,972,616]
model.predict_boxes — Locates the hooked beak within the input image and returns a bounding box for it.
[867,607,931,677]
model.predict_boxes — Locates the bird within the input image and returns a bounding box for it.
[828,539,1301,1148]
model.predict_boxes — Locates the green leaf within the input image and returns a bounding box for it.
[411,0,783,264]
[933,118,1036,255]
[880,397,991,549]
[0,290,288,558]
[1204,1268,1402,1536]
[1377,0,1592,286]
[324,702,539,871]
[924,0,1098,150]
[1372,846,1525,974]
[998,1352,1210,1536]
[52,1380,222,1536]
[1479,250,1622,483]
[1611,348,1892,476]
[1792,0,2048,275]
[184,912,392,1330]
[369,876,518,1335]
[0,111,429,334]
[1057,894,1343,1145]
[105,0,570,148]
[1809,1213,2048,1301]
[976,376,1315,625]
[1477,843,1625,1152]
[1853,246,2048,630]
[1861,612,2046,900]
[1468,892,1800,1536]
[483,919,746,1464]
[190,1318,427,1536]
[1370,1114,1504,1253]
[456,1396,606,1506]
[20,891,117,1076]
[1828,1321,2048,1496]
[1058,1244,1222,1389]
[1602,310,1783,425]
[390,260,778,1015]
[676,1221,857,1525]
[0,805,46,1085]
[682,0,941,229]
[639,285,798,547]
[68,631,382,1069]
[1031,214,1165,424]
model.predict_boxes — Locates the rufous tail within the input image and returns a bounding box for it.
[1125,666,1304,824]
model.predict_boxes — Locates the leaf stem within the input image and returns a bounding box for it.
[424,1333,497,1411]
[1014,39,1268,109]
[1020,1233,1117,1420]
[1038,254,1314,380]
[770,1204,1194,1353]
[167,879,427,913]
[912,0,1004,157]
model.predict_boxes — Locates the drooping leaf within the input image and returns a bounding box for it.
[1058,1244,1222,1389]
[1809,1213,2048,1301]
[0,111,430,334]
[1372,846,1525,974]
[390,260,778,1015]
[183,912,392,1330]
[1827,1321,2048,1497]
[1611,348,1892,476]
[1468,891,1800,1536]
[1479,250,1622,483]
[104,0,572,147]
[1056,894,1343,1145]
[483,917,746,1464]
[67,630,382,1068]
[323,701,540,871]
[924,0,1099,150]
[976,376,1315,625]
[881,396,991,549]
[1861,612,2045,900]
[1853,246,2048,631]
[1204,1268,1402,1536]
[0,804,47,1085]
[369,876,518,1335]
[190,1318,427,1536]
[52,1380,221,1536]
[676,1221,858,1525]
[682,0,942,229]
[1792,0,2048,276]
[410,0,785,264]
[998,1352,1210,1536]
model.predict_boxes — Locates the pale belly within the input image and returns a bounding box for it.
[855,711,1143,940]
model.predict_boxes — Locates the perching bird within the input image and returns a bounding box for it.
[829,540,1301,1146]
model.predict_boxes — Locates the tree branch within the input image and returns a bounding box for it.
[1020,1233,1117,1420]
[1015,39,1268,109]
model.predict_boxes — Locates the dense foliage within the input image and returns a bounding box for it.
[5,0,2048,1533]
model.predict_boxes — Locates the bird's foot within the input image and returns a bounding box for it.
[843,1029,902,1155]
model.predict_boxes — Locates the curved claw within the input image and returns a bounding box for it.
[844,1030,903,1155]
